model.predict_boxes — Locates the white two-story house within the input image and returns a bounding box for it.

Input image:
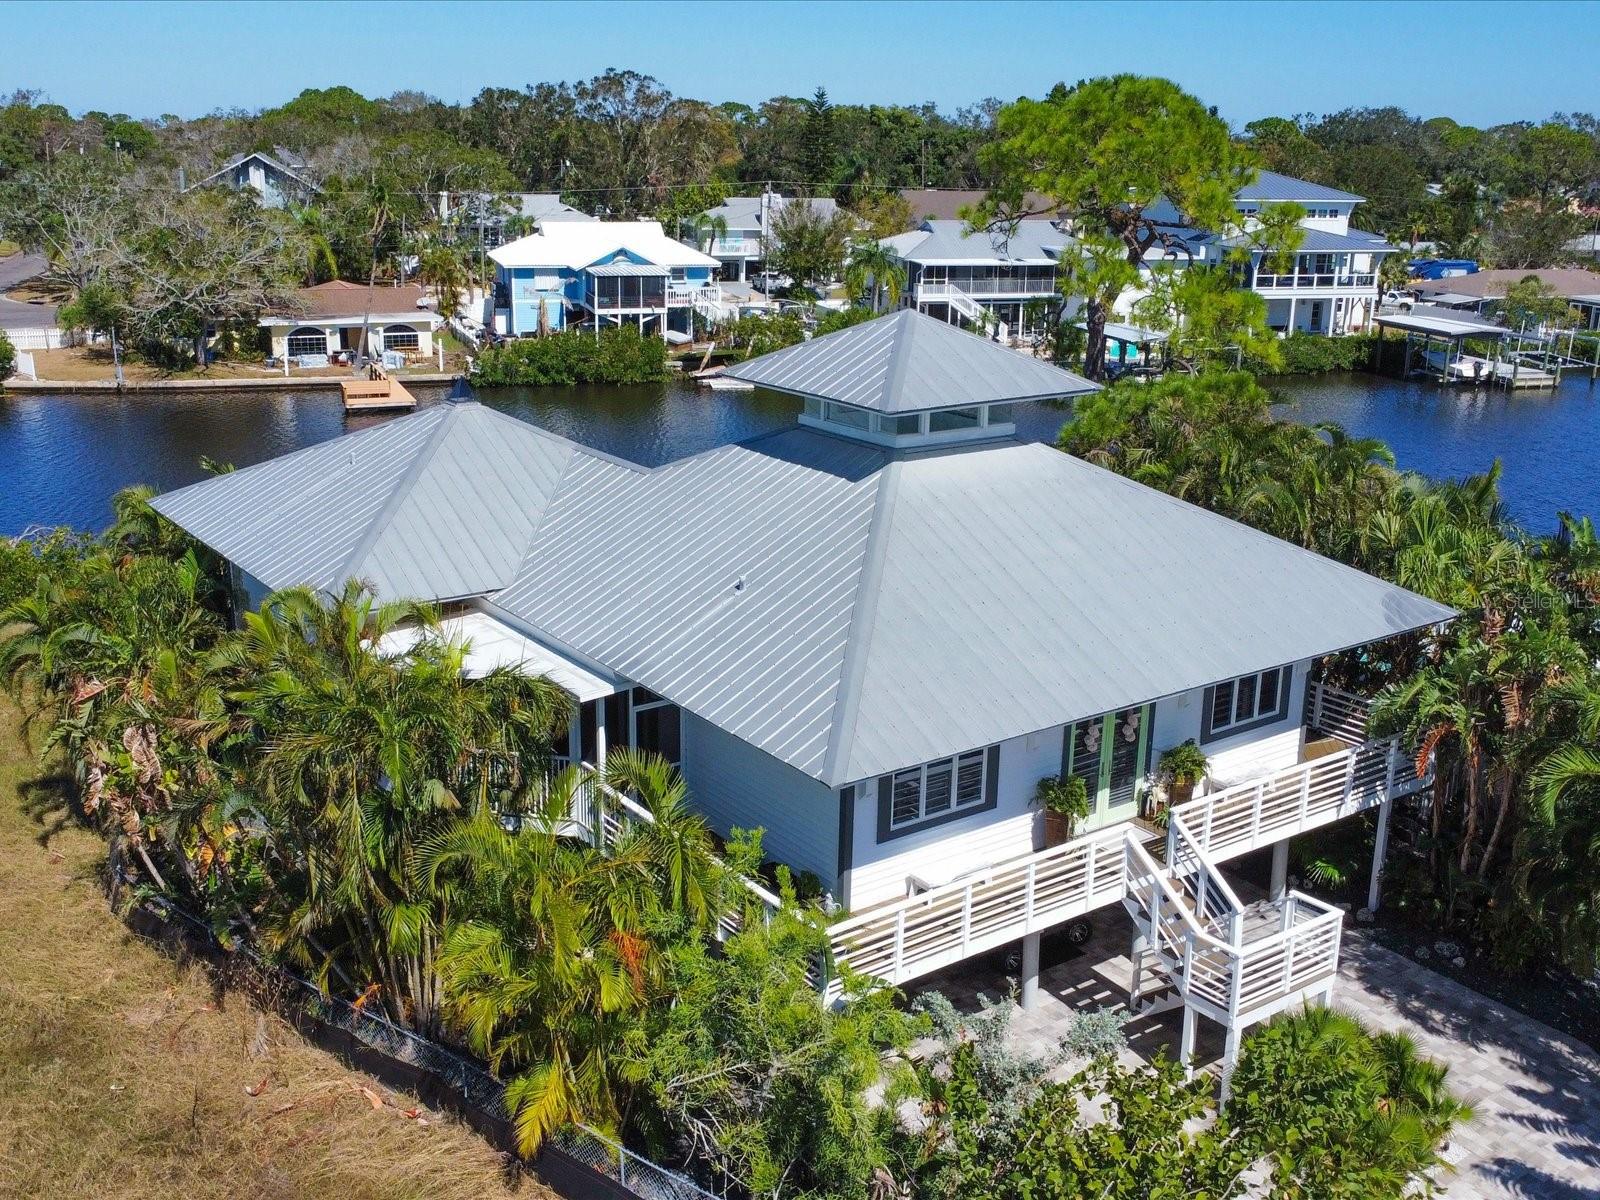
[690,191,843,284]
[490,221,723,338]
[150,310,1449,1086]
[882,219,1068,341]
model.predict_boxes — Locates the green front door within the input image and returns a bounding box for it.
[1064,705,1152,831]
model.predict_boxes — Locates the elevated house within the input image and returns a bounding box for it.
[881,220,1068,341]
[259,280,439,364]
[186,149,319,210]
[888,171,1396,341]
[490,220,722,337]
[150,310,1450,1086]
[690,192,841,283]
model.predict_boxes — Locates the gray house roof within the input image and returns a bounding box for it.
[150,401,628,601]
[190,149,320,194]
[724,310,1096,412]
[154,390,1453,790]
[494,428,1454,787]
[1225,227,1395,254]
[1235,170,1363,205]
[887,219,1068,266]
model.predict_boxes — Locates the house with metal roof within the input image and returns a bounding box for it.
[150,309,1450,1084]
[489,220,723,338]
[687,191,842,284]
[880,219,1070,341]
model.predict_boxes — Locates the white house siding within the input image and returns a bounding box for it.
[845,726,1062,911]
[1150,659,1310,791]
[680,712,839,891]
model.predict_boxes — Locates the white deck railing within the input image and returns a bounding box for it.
[1173,732,1419,862]
[915,282,988,322]
[1307,679,1374,745]
[824,730,1425,1005]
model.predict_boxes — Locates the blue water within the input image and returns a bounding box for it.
[1269,372,1600,534]
[0,371,1594,535]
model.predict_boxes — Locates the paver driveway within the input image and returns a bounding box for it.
[913,914,1600,1199]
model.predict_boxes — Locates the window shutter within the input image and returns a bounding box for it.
[985,745,1000,804]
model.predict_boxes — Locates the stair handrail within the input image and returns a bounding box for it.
[1123,834,1235,959]
[1166,809,1247,943]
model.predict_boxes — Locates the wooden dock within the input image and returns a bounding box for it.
[1425,350,1558,389]
[341,364,418,412]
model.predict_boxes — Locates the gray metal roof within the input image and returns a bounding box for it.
[723,310,1097,412]
[587,261,669,276]
[889,219,1067,265]
[1235,170,1364,204]
[150,402,623,601]
[1228,227,1395,253]
[1374,306,1508,339]
[494,429,1454,787]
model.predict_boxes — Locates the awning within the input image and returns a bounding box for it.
[377,610,615,702]
[1094,321,1169,344]
[1419,292,1481,307]
[586,262,670,277]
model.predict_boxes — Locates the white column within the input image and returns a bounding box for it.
[1219,1023,1243,1102]
[1367,798,1393,912]
[1179,1006,1197,1076]
[1270,838,1291,902]
[1019,931,1041,1010]
[1287,296,1298,333]
[594,696,608,768]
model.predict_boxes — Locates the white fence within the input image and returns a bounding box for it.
[1307,679,1374,745]
[3,325,79,351]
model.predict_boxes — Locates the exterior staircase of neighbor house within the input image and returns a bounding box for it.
[918,281,988,324]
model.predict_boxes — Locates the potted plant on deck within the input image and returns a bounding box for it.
[1034,773,1090,849]
[1153,740,1209,819]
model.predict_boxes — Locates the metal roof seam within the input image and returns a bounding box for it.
[819,459,904,787]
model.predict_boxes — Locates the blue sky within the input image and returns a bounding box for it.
[8,0,1598,127]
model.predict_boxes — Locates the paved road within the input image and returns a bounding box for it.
[0,252,58,329]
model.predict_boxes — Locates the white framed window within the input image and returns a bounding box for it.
[1203,666,1291,742]
[881,412,923,436]
[929,406,980,432]
[286,328,327,357]
[879,747,993,840]
[823,400,872,430]
[383,325,419,352]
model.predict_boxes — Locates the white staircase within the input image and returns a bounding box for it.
[1121,809,1344,1092]
[918,281,988,324]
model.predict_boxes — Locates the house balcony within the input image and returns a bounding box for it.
[1252,272,1377,292]
[917,277,1058,300]
[710,238,762,259]
[821,682,1422,1016]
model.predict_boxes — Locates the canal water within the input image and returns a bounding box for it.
[0,372,1595,536]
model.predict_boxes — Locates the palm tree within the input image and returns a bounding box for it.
[417,243,470,324]
[424,749,728,1153]
[209,580,574,1031]
[288,203,339,285]
[843,240,906,311]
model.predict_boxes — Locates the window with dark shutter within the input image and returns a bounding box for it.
[1204,666,1293,742]
[878,745,998,839]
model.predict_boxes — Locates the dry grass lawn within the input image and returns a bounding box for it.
[26,346,462,386]
[0,696,546,1200]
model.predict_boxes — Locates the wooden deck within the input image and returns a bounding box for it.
[341,364,417,412]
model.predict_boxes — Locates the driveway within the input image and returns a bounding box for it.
[917,913,1600,1199]
[0,252,58,329]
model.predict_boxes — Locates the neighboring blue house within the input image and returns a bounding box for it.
[489,221,723,337]
[186,149,319,210]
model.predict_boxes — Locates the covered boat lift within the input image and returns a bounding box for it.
[1374,306,1556,389]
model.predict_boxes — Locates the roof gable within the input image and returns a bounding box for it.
[490,221,719,271]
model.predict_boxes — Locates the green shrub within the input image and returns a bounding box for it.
[1247,332,1382,376]
[472,325,669,386]
[0,328,14,382]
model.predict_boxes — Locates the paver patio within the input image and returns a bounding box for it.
[912,908,1600,1199]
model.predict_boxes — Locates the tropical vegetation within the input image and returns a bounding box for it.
[471,325,669,386]
[0,473,1473,1197]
